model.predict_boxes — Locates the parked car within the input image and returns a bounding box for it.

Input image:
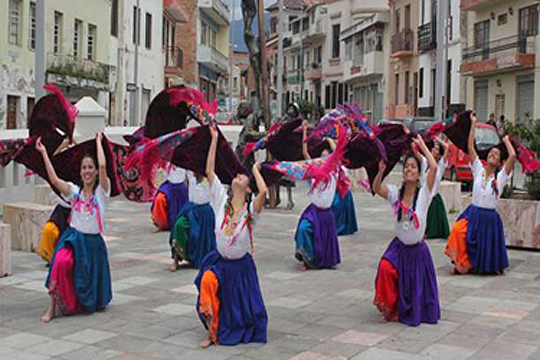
[376,118,404,127]
[404,117,436,134]
[214,112,236,125]
[445,122,500,183]
[236,102,254,121]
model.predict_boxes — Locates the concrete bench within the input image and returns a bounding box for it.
[3,202,53,252]
[0,223,11,277]
[498,199,540,250]
[439,181,462,213]
[34,184,57,206]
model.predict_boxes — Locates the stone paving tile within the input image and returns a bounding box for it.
[264,271,302,281]
[420,344,476,360]
[170,284,198,295]
[0,332,51,349]
[26,339,86,356]
[267,297,312,310]
[1,349,52,360]
[444,296,501,314]
[96,334,155,353]
[331,330,389,346]
[288,351,347,360]
[471,340,538,360]
[351,347,430,360]
[62,329,118,344]
[59,345,122,360]
[151,303,195,316]
[310,341,367,358]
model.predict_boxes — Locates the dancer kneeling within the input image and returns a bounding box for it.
[195,125,268,348]
[445,112,515,274]
[170,171,216,270]
[373,135,441,326]
[295,121,340,269]
[38,133,112,322]
[151,165,188,231]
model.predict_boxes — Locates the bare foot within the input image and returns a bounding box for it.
[200,334,213,348]
[298,263,307,271]
[169,261,179,272]
[41,306,54,323]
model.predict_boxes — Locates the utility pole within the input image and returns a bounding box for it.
[299,4,304,101]
[35,0,46,100]
[257,0,270,129]
[229,0,237,114]
[277,0,284,118]
[134,0,140,126]
[434,0,448,122]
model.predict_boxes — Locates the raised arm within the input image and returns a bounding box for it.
[35,137,71,197]
[325,137,336,152]
[252,161,267,213]
[415,135,437,193]
[373,159,388,200]
[502,136,516,176]
[437,137,451,162]
[206,124,218,184]
[468,112,478,163]
[302,120,311,160]
[96,133,110,193]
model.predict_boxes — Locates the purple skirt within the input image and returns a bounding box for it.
[458,205,508,273]
[295,204,340,269]
[152,180,189,229]
[378,238,440,326]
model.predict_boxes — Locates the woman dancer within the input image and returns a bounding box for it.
[331,166,359,236]
[37,133,112,322]
[294,121,341,270]
[423,138,451,239]
[151,165,189,231]
[445,112,515,274]
[373,135,441,326]
[169,171,216,271]
[195,125,268,348]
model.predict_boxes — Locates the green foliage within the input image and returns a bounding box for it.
[525,171,540,200]
[501,184,514,199]
[297,99,315,119]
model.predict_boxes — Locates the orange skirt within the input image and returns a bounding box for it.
[445,219,473,274]
[374,258,399,322]
[199,270,220,344]
[38,222,61,264]
[152,193,169,230]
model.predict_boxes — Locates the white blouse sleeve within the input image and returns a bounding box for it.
[386,184,399,207]
[95,184,111,211]
[496,167,513,194]
[209,176,228,212]
[471,158,483,179]
[62,182,78,204]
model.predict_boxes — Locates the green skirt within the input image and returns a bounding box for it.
[425,193,450,239]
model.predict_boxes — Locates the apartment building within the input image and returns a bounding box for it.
[1,0,113,129]
[341,11,391,123]
[197,0,230,102]
[461,0,539,123]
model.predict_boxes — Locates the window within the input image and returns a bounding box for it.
[395,74,399,104]
[474,20,489,48]
[73,19,82,58]
[405,71,410,104]
[366,27,383,53]
[7,95,19,129]
[345,39,352,60]
[395,8,401,33]
[332,24,340,58]
[87,24,96,60]
[419,68,424,98]
[519,5,539,37]
[53,11,63,54]
[201,22,207,45]
[211,28,217,48]
[133,6,140,44]
[111,0,118,36]
[8,0,21,46]
[27,97,34,128]
[145,13,152,49]
[177,48,183,68]
[405,5,411,30]
[28,2,36,50]
[497,13,507,26]
[325,85,330,109]
[302,17,309,31]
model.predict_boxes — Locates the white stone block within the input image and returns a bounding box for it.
[0,223,12,277]
[439,181,462,213]
[3,202,53,252]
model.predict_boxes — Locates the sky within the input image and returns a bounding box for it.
[222,0,276,21]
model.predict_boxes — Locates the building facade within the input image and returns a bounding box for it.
[1,0,113,129]
[461,0,539,123]
[197,0,230,102]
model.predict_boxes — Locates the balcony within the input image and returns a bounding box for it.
[391,29,414,57]
[344,51,384,82]
[305,63,322,80]
[198,44,228,74]
[198,0,229,25]
[461,0,506,11]
[418,22,436,52]
[306,19,326,41]
[46,53,112,91]
[461,35,535,76]
[164,46,183,77]
[286,70,300,84]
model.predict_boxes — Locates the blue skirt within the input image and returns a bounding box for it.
[378,238,440,326]
[295,204,341,269]
[458,205,509,273]
[152,180,189,228]
[332,191,358,236]
[194,250,268,345]
[170,202,216,268]
[45,227,112,313]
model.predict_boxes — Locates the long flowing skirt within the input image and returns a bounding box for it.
[374,238,440,326]
[445,205,508,273]
[45,228,112,314]
[194,250,267,346]
[425,193,450,239]
[295,204,341,269]
[170,202,216,268]
[38,205,71,263]
[331,190,359,236]
[151,180,188,230]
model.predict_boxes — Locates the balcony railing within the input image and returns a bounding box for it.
[391,29,414,55]
[197,44,228,72]
[418,22,436,52]
[46,53,111,85]
[463,35,534,62]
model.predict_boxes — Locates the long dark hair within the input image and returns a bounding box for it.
[397,154,421,222]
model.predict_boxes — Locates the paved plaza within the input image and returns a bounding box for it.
[1,183,540,360]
